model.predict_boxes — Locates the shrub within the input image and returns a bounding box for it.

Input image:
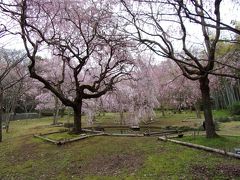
[232,115,240,121]
[41,111,54,116]
[214,117,230,123]
[229,102,240,115]
[177,126,195,131]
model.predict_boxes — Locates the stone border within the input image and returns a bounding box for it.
[33,127,183,145]
[34,129,240,160]
[158,136,240,159]
[34,132,105,145]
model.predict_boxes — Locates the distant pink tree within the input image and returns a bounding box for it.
[17,78,41,113]
[0,48,27,140]
[129,58,159,125]
[151,60,202,116]
[107,57,159,126]
[33,57,71,125]
[35,90,64,125]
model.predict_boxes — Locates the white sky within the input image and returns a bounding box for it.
[0,0,239,59]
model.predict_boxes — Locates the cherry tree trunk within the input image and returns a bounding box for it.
[0,87,3,142]
[73,102,82,133]
[53,96,60,125]
[5,113,10,133]
[161,105,165,117]
[5,97,17,133]
[120,111,124,125]
[199,76,217,138]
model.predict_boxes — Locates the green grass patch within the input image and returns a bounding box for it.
[212,109,230,118]
[45,132,81,141]
[179,135,240,152]
[219,121,240,136]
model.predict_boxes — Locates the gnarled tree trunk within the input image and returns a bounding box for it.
[53,95,60,125]
[199,76,217,138]
[0,86,3,142]
[73,101,82,133]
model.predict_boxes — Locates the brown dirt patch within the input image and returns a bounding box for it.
[67,153,145,176]
[190,164,213,179]
[216,164,240,177]
[190,163,240,179]
[7,139,40,164]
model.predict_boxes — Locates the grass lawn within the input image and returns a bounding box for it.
[219,121,240,136]
[87,110,205,128]
[212,109,230,118]
[1,111,240,179]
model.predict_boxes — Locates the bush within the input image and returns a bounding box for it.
[232,115,240,121]
[214,117,230,123]
[229,102,240,115]
[41,111,54,116]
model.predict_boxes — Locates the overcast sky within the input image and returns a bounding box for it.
[0,0,239,59]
